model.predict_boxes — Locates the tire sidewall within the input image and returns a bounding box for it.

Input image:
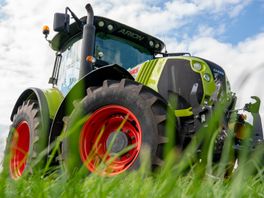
[3,102,45,177]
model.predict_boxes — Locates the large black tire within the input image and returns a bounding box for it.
[3,100,48,179]
[62,79,169,176]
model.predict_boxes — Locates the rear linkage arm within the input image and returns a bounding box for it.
[244,96,263,144]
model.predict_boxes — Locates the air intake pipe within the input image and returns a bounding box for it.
[79,4,96,79]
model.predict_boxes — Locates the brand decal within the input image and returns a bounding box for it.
[129,67,139,75]
[213,68,225,76]
[128,64,143,78]
[118,29,144,41]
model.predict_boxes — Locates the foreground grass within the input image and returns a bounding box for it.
[0,149,263,198]
[1,99,263,197]
[0,167,263,198]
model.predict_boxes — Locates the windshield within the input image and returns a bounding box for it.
[57,32,153,95]
[95,32,153,70]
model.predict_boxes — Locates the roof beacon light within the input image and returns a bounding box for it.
[42,25,50,38]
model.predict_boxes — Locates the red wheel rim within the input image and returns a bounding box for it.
[79,105,142,176]
[9,121,30,179]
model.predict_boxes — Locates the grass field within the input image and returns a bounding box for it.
[0,147,263,198]
[0,101,263,198]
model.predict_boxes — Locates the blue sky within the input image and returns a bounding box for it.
[157,0,264,44]
[213,0,264,43]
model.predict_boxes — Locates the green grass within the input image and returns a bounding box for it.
[0,151,263,198]
[0,100,264,197]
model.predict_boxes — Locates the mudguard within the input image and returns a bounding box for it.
[10,88,51,163]
[48,64,134,151]
[10,88,50,127]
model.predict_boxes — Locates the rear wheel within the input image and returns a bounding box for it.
[4,100,47,179]
[62,79,168,176]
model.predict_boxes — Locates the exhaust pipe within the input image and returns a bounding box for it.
[79,4,96,79]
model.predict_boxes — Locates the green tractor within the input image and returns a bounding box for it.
[4,4,263,179]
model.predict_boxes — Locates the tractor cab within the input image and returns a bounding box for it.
[49,15,165,95]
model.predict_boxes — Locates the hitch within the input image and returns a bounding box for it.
[244,96,261,113]
[244,96,263,145]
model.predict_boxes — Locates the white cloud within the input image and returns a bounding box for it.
[228,0,251,17]
[196,24,226,37]
[192,0,251,16]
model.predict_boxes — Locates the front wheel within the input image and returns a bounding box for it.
[3,100,48,179]
[62,79,169,176]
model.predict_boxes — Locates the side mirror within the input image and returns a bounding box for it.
[53,13,70,32]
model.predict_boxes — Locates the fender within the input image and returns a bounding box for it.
[10,88,50,125]
[48,64,134,151]
[11,87,64,121]
[10,88,51,162]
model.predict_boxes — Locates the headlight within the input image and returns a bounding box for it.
[203,73,211,82]
[193,62,202,71]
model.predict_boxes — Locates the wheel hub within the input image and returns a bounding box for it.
[79,105,142,176]
[106,132,129,154]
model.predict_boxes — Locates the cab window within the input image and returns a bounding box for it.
[57,32,153,95]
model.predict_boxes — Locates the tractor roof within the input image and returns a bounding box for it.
[50,16,165,54]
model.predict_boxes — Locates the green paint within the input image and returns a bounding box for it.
[43,88,64,119]
[190,58,216,105]
[136,59,158,87]
[175,108,193,117]
[146,58,167,91]
[136,58,165,92]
